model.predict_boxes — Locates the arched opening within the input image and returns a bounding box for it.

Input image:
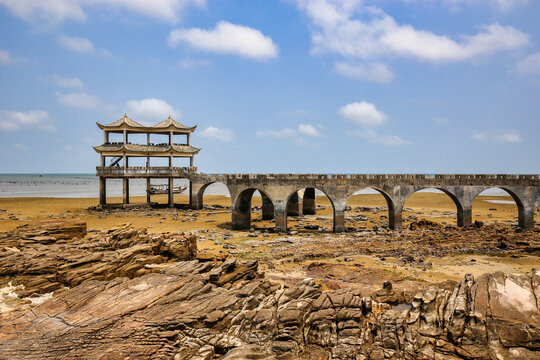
[197,182,231,210]
[283,188,335,233]
[472,188,520,227]
[232,188,274,231]
[402,188,461,227]
[193,181,232,229]
[345,187,393,231]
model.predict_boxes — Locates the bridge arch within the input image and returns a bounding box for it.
[344,187,395,230]
[194,181,231,210]
[400,187,464,227]
[472,187,524,227]
[283,187,337,233]
[231,187,275,231]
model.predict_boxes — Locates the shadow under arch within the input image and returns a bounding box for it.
[284,187,336,232]
[345,186,395,230]
[195,181,231,210]
[401,187,464,227]
[232,187,275,231]
[472,187,523,227]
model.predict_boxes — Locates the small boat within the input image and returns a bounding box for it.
[148,184,187,195]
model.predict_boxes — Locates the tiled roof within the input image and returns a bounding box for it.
[93,143,201,154]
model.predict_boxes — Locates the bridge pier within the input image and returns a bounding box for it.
[275,206,287,233]
[287,192,301,216]
[262,193,274,220]
[334,208,345,232]
[302,188,316,215]
[389,204,403,230]
[519,206,535,229]
[457,207,473,227]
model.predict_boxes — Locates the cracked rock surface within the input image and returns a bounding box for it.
[0,221,539,359]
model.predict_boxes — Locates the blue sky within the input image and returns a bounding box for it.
[0,0,539,174]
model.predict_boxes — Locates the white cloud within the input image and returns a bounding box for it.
[294,0,528,71]
[199,126,234,141]
[348,129,411,146]
[57,92,99,108]
[0,0,206,25]
[471,129,522,142]
[334,61,394,83]
[516,52,540,76]
[298,123,321,136]
[0,49,16,65]
[126,98,181,123]
[168,21,278,60]
[58,35,95,53]
[433,116,449,124]
[439,0,528,12]
[41,74,84,89]
[14,143,28,150]
[256,128,297,138]
[339,101,387,126]
[0,110,55,132]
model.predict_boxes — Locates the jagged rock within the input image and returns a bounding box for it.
[0,222,539,360]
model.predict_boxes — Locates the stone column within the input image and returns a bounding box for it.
[275,206,287,233]
[286,192,300,216]
[123,129,127,144]
[334,208,345,233]
[457,206,472,227]
[190,157,194,167]
[519,206,535,229]
[168,178,174,208]
[190,182,204,210]
[302,188,316,215]
[169,131,173,145]
[187,133,190,145]
[261,193,274,220]
[123,178,129,205]
[146,178,151,204]
[389,203,403,230]
[99,178,106,205]
[104,131,109,143]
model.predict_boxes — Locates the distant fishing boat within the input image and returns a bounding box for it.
[148,184,187,195]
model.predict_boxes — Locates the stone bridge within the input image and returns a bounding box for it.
[189,173,540,232]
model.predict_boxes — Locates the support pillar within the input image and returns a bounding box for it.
[123,178,129,205]
[287,192,300,216]
[303,188,316,215]
[519,206,534,229]
[168,178,174,208]
[261,193,274,220]
[389,203,403,230]
[146,178,151,204]
[275,206,287,233]
[457,206,472,227]
[333,207,345,233]
[99,177,106,205]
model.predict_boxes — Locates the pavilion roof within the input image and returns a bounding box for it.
[97,114,196,132]
[93,143,201,154]
[153,115,197,131]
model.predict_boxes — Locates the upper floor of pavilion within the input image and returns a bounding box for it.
[94,114,201,157]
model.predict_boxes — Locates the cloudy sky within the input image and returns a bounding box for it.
[0,0,539,174]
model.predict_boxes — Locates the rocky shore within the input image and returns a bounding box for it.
[0,221,539,359]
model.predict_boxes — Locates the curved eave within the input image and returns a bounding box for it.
[97,122,197,133]
[94,144,201,155]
